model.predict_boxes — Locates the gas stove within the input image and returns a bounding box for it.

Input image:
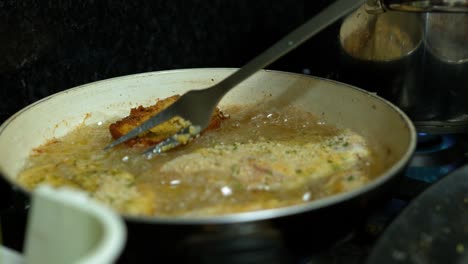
[296,133,468,264]
[1,2,467,262]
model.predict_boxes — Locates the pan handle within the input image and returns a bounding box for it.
[366,0,468,13]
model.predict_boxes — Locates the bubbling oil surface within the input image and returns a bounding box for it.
[17,105,381,217]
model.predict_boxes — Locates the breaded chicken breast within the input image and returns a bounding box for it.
[18,161,156,215]
[109,95,227,147]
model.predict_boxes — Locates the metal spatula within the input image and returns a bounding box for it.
[105,0,367,157]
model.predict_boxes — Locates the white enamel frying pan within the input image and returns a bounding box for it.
[0,69,416,262]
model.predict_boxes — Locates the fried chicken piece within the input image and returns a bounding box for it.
[18,162,156,216]
[109,95,227,147]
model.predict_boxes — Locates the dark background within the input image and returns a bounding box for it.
[0,0,343,123]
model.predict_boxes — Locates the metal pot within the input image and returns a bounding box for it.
[340,1,468,134]
[0,69,416,263]
[338,5,423,110]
